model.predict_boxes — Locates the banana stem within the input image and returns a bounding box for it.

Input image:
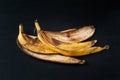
[34,20,41,31]
[19,24,24,34]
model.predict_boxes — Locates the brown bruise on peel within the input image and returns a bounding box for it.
[60,28,77,33]
[52,38,61,45]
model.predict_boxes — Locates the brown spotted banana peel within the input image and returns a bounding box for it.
[34,20,95,43]
[35,21,109,56]
[17,21,109,64]
[17,24,85,64]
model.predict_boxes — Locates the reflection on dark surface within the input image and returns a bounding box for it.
[0,0,120,80]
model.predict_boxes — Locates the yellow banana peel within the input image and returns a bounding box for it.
[17,20,109,64]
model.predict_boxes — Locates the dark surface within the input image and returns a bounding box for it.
[0,0,120,80]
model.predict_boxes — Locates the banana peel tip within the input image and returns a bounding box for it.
[79,60,85,64]
[104,45,110,49]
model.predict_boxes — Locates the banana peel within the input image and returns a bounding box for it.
[35,20,95,43]
[35,21,109,56]
[17,25,85,64]
[17,21,109,64]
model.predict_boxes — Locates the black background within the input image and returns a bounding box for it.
[0,0,120,80]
